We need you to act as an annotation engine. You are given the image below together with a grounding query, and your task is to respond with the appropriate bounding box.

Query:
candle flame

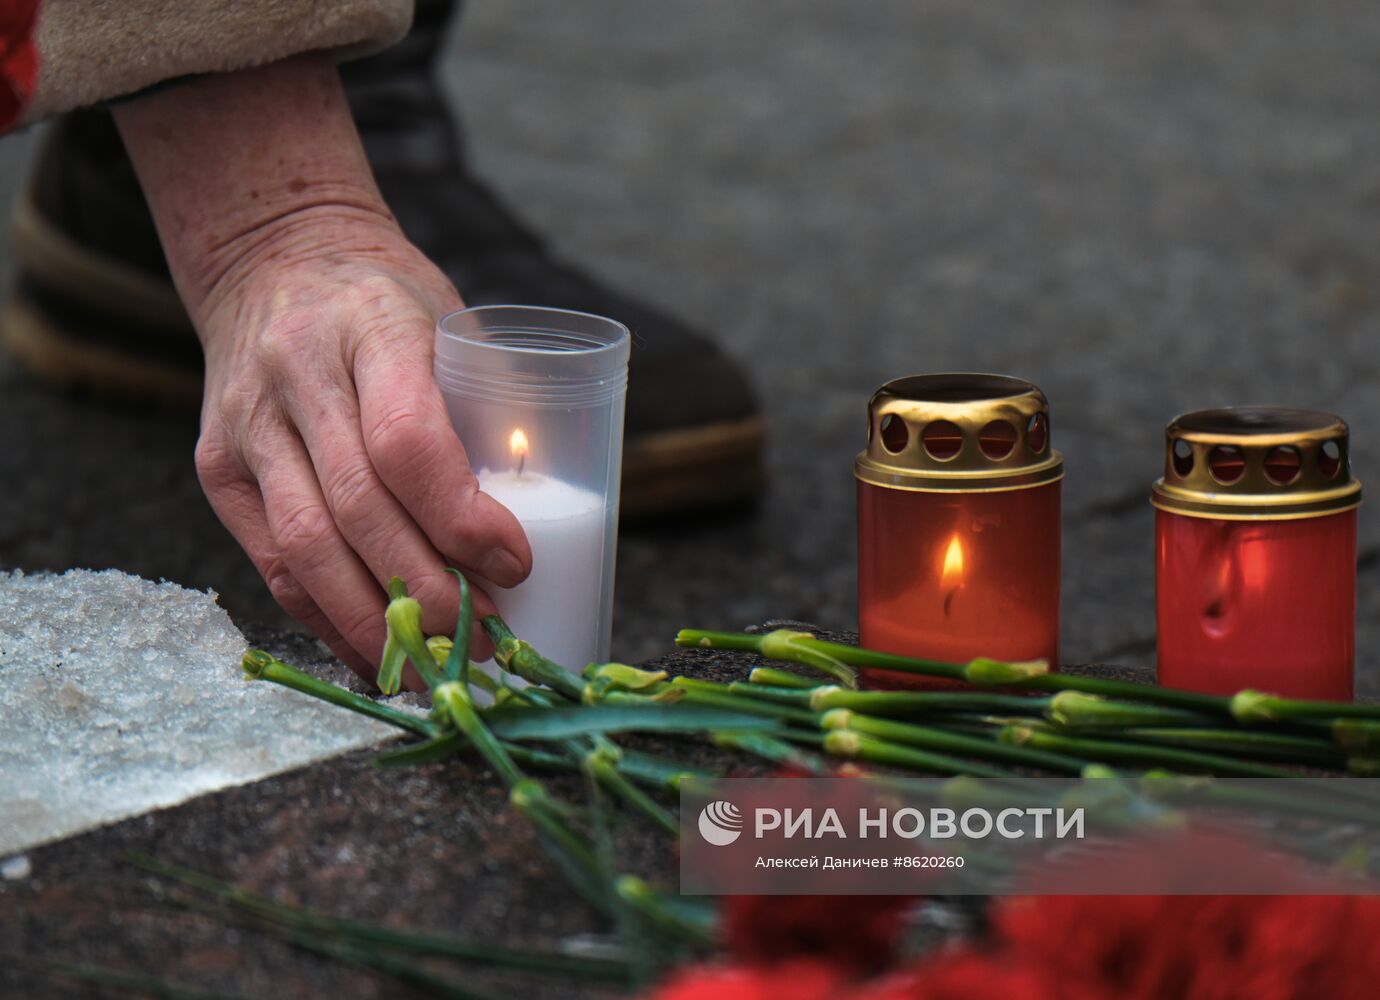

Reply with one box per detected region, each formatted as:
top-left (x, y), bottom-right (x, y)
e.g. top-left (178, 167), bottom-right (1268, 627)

top-left (510, 428), bottom-right (529, 476)
top-left (941, 534), bottom-right (965, 590)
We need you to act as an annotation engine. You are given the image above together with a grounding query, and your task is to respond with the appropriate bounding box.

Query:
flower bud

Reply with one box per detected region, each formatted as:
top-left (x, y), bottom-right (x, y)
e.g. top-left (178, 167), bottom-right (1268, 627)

top-left (385, 593), bottom-right (439, 687)
top-left (965, 657), bottom-right (1049, 685)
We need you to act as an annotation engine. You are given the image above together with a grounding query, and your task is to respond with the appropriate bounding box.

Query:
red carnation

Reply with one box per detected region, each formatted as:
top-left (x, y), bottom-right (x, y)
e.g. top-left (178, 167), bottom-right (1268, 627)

top-left (990, 894), bottom-right (1380, 1000)
top-left (650, 958), bottom-right (849, 1000)
top-left (855, 951), bottom-right (1106, 1000)
top-left (721, 893), bottom-right (913, 975)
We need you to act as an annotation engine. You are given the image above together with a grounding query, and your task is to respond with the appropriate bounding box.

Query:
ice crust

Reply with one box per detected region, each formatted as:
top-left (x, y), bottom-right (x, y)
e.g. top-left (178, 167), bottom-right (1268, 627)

top-left (0, 569), bottom-right (399, 855)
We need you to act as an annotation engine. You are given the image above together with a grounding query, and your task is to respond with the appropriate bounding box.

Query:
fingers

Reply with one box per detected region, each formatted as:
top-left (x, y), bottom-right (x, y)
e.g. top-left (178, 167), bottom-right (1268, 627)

top-left (281, 371), bottom-right (502, 653)
top-left (203, 419), bottom-right (498, 677)
top-left (281, 377), bottom-right (456, 633)
top-left (194, 435), bottom-right (374, 677)
top-left (195, 288), bottom-right (518, 676)
top-left (238, 427), bottom-right (391, 670)
top-left (353, 336), bottom-right (532, 587)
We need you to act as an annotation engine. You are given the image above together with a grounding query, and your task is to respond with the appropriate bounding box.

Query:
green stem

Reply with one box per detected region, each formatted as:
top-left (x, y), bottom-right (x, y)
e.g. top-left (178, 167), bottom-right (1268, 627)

top-left (809, 686), bottom-right (1051, 718)
top-left (938, 774), bottom-right (1065, 811)
top-left (444, 569), bottom-right (473, 685)
top-left (507, 743), bottom-right (707, 790)
top-left (581, 661), bottom-right (669, 688)
top-left (434, 682), bottom-right (525, 787)
top-left (725, 681), bottom-right (816, 706)
top-left (757, 629), bottom-right (859, 688)
top-left (606, 686), bottom-right (826, 784)
top-left (1115, 727), bottom-right (1346, 767)
top-left (586, 752), bottom-right (679, 836)
top-left (284, 930), bottom-right (498, 1000)
top-left (374, 577), bottom-right (412, 695)
top-left (372, 731), bottom-right (464, 768)
top-left (376, 631), bottom-right (407, 697)
top-left (384, 586), bottom-right (443, 689)
top-left (502, 743), bottom-right (592, 779)
top-left (169, 888), bottom-right (497, 999)
top-left (378, 729), bottom-right (709, 791)
top-left (1333, 718), bottom-right (1380, 753)
top-left (1046, 690), bottom-right (1222, 729)
top-left (822, 709), bottom-right (1086, 775)
top-left (711, 731), bottom-right (835, 775)
top-left (509, 685), bottom-right (691, 810)
top-left (579, 752), bottom-right (655, 984)
top-left (3, 954), bottom-right (243, 1000)
top-left (678, 629), bottom-right (1228, 713)
top-left (1232, 690), bottom-right (1380, 723)
top-left (509, 779), bottom-right (612, 913)
top-left (663, 678), bottom-right (819, 725)
top-left (1138, 772), bottom-right (1380, 828)
top-left (483, 615), bottom-right (584, 700)
top-left (822, 730), bottom-right (1010, 778)
top-left (1000, 725), bottom-right (1296, 777)
top-left (618, 751), bottom-right (718, 790)
top-left (128, 856), bottom-right (627, 982)
top-left (614, 876), bottom-right (717, 950)
top-left (748, 667), bottom-right (824, 689)
top-left (241, 650), bottom-right (436, 738)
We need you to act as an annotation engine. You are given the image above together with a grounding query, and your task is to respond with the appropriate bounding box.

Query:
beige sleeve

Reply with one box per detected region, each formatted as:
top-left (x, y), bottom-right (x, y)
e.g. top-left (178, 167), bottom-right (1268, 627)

top-left (23, 0), bottom-right (414, 124)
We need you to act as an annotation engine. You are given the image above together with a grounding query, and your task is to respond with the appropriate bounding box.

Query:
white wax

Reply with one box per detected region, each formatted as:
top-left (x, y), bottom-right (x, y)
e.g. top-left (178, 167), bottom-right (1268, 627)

top-left (476, 469), bottom-right (609, 674)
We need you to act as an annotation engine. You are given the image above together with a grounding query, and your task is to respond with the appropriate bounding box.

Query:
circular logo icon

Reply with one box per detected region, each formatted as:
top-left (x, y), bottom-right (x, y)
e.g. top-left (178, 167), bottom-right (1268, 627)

top-left (697, 800), bottom-right (743, 846)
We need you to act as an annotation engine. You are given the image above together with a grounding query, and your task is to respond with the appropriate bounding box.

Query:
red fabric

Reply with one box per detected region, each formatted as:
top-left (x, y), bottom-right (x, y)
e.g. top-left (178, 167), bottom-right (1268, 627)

top-left (0, 0), bottom-right (40, 131)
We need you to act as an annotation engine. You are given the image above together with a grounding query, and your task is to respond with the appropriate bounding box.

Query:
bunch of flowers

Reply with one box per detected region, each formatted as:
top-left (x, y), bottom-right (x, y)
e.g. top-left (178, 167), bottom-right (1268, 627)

top-left (235, 576), bottom-right (1380, 998)
top-left (29, 571), bottom-right (1380, 998)
top-left (652, 893), bottom-right (1380, 1000)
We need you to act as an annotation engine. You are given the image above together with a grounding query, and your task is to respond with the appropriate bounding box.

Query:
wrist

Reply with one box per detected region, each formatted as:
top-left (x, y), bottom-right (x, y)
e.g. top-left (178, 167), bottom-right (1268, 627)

top-left (177, 201), bottom-right (407, 335)
top-left (113, 53), bottom-right (394, 320)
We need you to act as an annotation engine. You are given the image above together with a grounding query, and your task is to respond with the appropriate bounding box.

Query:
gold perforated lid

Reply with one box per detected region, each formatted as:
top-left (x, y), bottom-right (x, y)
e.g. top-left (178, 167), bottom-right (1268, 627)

top-left (854, 373), bottom-right (1063, 492)
top-left (1151, 407), bottom-right (1361, 520)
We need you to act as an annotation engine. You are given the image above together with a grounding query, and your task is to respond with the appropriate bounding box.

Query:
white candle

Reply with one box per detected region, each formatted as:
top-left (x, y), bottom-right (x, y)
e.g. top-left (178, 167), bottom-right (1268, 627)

top-left (475, 468), bottom-right (610, 673)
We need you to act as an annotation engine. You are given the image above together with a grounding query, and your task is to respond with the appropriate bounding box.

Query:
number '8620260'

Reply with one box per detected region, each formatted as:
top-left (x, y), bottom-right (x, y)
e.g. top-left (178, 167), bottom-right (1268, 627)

top-left (898, 856), bottom-right (964, 868)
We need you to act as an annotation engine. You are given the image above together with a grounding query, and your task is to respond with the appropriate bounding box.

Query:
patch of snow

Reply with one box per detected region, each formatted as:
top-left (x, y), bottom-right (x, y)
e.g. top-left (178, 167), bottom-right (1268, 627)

top-left (0, 569), bottom-right (400, 855)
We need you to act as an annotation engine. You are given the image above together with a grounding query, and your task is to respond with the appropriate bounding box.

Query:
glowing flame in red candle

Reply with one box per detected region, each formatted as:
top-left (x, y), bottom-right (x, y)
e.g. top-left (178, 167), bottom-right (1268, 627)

top-left (941, 534), bottom-right (965, 615)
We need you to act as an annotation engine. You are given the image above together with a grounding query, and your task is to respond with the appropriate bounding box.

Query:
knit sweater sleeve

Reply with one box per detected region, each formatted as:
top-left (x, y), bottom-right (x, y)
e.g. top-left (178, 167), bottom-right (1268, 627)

top-left (3, 0), bottom-right (414, 130)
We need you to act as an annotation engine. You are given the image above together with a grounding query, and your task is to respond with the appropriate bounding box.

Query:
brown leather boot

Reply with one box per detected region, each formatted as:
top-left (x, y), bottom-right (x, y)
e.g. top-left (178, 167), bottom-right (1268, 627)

top-left (4, 1), bottom-right (764, 518)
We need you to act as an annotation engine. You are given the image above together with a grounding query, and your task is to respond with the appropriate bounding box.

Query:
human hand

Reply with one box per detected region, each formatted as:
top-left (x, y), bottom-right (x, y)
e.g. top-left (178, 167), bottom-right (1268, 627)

top-left (192, 210), bottom-right (531, 677)
top-left (114, 55), bottom-right (530, 683)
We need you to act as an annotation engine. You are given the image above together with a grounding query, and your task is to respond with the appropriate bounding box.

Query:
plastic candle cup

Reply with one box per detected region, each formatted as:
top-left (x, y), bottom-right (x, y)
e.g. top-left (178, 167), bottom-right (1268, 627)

top-left (855, 374), bottom-right (1063, 688)
top-left (1152, 408), bottom-right (1361, 700)
top-left (434, 306), bottom-right (630, 673)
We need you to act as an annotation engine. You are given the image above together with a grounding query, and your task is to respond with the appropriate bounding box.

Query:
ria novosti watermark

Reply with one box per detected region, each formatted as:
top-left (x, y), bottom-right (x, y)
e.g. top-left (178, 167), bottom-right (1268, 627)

top-left (679, 777), bottom-right (1380, 895)
top-left (700, 799), bottom-right (1084, 844)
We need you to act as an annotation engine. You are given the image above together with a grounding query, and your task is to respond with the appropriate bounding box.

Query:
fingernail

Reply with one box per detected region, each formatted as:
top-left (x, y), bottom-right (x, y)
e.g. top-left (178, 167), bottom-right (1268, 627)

top-left (480, 548), bottom-right (525, 587)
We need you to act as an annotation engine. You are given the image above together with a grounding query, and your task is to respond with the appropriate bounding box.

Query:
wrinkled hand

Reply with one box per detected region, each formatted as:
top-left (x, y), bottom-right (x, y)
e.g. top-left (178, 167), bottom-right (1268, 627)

top-left (193, 210), bottom-right (530, 677)
top-left (112, 54), bottom-right (529, 683)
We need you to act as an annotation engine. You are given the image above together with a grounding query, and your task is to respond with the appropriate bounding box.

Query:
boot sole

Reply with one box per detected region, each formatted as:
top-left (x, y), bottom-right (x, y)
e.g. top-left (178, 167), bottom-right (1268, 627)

top-left (620, 415), bottom-right (767, 519)
top-left (5, 196), bottom-right (767, 517)
top-left (2, 295), bottom-right (203, 407)
top-left (11, 194), bottom-right (191, 335)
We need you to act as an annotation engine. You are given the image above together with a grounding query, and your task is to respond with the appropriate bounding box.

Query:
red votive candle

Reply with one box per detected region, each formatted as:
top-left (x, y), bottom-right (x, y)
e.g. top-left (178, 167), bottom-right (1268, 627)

top-left (1152, 408), bottom-right (1361, 700)
top-left (856, 374), bottom-right (1062, 688)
